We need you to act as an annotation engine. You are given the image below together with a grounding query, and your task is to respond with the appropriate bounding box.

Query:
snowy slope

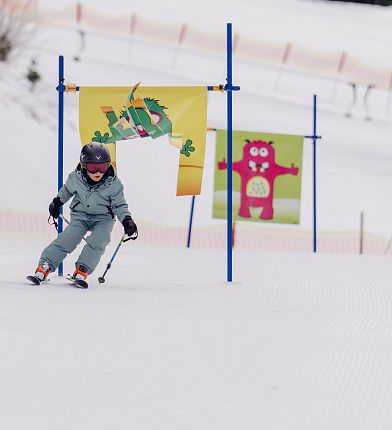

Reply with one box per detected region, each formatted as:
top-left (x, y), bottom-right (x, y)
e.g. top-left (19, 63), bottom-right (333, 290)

top-left (2, 241), bottom-right (392, 430)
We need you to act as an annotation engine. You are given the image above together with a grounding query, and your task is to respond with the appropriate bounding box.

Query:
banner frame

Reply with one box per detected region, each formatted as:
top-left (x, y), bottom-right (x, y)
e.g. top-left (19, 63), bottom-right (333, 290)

top-left (56, 24), bottom-right (240, 281)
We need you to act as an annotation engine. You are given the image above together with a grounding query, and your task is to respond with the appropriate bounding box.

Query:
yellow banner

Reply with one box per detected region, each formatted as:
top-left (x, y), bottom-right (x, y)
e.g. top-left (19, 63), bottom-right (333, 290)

top-left (79, 85), bottom-right (208, 196)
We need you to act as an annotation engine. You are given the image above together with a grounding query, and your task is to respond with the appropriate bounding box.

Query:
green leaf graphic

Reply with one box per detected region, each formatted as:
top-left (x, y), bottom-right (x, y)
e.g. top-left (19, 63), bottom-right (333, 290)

top-left (180, 139), bottom-right (195, 157)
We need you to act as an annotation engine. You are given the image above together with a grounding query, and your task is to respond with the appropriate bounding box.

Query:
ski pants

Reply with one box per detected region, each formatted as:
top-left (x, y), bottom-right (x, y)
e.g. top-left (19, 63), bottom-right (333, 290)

top-left (39, 215), bottom-right (115, 274)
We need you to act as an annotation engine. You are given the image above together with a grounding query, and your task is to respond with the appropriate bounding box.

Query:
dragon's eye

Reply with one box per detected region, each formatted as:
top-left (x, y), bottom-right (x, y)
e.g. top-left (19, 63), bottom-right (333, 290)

top-left (249, 147), bottom-right (258, 156)
top-left (259, 147), bottom-right (268, 157)
top-left (150, 112), bottom-right (162, 125)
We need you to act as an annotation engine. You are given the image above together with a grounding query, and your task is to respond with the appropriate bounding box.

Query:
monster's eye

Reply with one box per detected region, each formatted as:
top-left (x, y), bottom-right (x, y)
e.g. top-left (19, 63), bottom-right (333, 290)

top-left (259, 147), bottom-right (269, 157)
top-left (150, 112), bottom-right (162, 125)
top-left (249, 147), bottom-right (258, 156)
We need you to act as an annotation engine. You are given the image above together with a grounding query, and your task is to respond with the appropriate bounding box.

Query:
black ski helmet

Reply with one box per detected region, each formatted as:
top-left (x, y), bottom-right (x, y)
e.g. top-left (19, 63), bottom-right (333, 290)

top-left (80, 142), bottom-right (111, 168)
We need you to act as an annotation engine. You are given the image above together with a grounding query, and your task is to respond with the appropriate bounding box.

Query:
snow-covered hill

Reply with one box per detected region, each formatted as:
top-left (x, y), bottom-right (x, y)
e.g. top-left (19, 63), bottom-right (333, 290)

top-left (2, 0), bottom-right (392, 244)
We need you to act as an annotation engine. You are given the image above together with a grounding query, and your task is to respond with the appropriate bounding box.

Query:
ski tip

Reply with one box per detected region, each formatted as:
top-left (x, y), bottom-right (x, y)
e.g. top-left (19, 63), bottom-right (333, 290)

top-left (26, 275), bottom-right (41, 285)
top-left (66, 276), bottom-right (88, 289)
top-left (74, 279), bottom-right (88, 289)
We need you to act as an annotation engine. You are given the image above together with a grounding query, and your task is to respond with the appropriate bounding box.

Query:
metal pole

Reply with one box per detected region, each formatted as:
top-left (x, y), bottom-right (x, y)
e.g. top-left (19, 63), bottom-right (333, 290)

top-left (227, 23), bottom-right (233, 282)
top-left (312, 94), bottom-right (317, 253)
top-left (57, 55), bottom-right (65, 276)
top-left (98, 234), bottom-right (128, 284)
top-left (186, 196), bottom-right (196, 248)
top-left (274, 42), bottom-right (291, 93)
top-left (384, 233), bottom-right (392, 255)
top-left (171, 23), bottom-right (187, 69)
top-left (330, 51), bottom-right (346, 102)
top-left (128, 14), bottom-right (137, 60)
top-left (359, 212), bottom-right (364, 254)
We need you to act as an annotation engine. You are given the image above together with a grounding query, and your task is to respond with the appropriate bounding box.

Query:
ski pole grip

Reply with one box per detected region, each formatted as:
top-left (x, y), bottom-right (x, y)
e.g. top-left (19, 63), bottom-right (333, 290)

top-left (123, 231), bottom-right (138, 242)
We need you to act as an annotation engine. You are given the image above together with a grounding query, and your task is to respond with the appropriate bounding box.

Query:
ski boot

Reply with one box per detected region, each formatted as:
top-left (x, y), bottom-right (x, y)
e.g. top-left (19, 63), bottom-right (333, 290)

top-left (69, 265), bottom-right (89, 289)
top-left (27, 262), bottom-right (51, 285)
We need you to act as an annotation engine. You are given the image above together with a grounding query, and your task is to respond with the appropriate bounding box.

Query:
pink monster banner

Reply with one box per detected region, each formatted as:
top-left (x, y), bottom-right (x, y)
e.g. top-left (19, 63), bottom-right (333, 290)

top-left (213, 129), bottom-right (304, 224)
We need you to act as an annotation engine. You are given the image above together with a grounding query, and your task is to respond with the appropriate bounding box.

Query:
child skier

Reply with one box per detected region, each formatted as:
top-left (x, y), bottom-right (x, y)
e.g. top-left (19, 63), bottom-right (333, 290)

top-left (29, 142), bottom-right (138, 287)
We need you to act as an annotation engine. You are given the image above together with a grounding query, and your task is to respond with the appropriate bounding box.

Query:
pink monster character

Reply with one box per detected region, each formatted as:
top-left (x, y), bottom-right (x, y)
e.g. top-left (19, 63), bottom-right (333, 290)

top-left (218, 139), bottom-right (299, 219)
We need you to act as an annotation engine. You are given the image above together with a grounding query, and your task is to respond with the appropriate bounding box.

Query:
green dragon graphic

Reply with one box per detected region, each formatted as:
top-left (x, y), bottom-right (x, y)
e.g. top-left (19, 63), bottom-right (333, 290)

top-left (91, 84), bottom-right (195, 156)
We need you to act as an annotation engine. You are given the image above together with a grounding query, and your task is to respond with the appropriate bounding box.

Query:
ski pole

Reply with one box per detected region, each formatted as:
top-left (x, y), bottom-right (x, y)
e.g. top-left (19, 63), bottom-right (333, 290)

top-left (384, 233), bottom-right (392, 255)
top-left (98, 234), bottom-right (128, 284)
top-left (59, 213), bottom-right (88, 243)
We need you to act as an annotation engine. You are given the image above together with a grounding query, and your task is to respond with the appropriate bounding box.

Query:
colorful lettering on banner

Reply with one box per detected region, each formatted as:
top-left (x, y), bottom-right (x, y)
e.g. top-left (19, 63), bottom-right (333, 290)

top-left (79, 85), bottom-right (208, 196)
top-left (213, 130), bottom-right (304, 224)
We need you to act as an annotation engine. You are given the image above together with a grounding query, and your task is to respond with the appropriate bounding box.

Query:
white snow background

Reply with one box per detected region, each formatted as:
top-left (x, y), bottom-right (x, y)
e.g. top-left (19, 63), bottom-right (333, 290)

top-left (1, 0), bottom-right (392, 429)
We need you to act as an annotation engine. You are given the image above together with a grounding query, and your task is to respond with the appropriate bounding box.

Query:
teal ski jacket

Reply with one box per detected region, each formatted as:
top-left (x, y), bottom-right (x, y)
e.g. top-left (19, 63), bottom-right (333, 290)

top-left (57, 164), bottom-right (132, 222)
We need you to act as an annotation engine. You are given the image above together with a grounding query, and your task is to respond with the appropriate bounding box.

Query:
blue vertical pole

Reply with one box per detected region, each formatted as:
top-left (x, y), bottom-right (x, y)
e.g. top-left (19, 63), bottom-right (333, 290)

top-left (186, 196), bottom-right (196, 248)
top-left (227, 23), bottom-right (233, 282)
top-left (312, 94), bottom-right (317, 253)
top-left (57, 55), bottom-right (65, 276)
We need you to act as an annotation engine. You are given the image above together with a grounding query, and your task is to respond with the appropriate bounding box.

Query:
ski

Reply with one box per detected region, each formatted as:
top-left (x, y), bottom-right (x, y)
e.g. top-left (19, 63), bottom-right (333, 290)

top-left (26, 275), bottom-right (43, 285)
top-left (26, 275), bottom-right (87, 289)
top-left (65, 276), bottom-right (88, 289)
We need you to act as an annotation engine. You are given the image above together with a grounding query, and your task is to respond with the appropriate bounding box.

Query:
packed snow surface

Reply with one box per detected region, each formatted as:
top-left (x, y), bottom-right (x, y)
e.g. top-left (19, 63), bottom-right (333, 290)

top-left (1, 241), bottom-right (392, 429)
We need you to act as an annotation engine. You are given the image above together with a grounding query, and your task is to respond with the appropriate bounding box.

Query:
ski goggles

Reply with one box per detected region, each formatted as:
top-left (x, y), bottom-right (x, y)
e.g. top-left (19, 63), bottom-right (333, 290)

top-left (85, 162), bottom-right (110, 174)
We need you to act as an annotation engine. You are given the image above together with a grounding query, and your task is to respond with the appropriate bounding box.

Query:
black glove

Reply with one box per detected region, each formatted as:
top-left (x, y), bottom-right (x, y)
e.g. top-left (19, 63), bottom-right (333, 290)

top-left (49, 197), bottom-right (63, 219)
top-left (122, 216), bottom-right (138, 238)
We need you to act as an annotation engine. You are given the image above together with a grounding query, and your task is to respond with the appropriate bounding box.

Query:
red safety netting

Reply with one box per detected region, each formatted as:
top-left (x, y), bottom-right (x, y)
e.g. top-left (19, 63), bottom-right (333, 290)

top-left (80, 5), bottom-right (131, 36)
top-left (235, 35), bottom-right (287, 65)
top-left (286, 45), bottom-right (342, 76)
top-left (132, 15), bottom-right (181, 44)
top-left (38, 5), bottom-right (77, 26)
top-left (340, 55), bottom-right (392, 89)
top-left (15, 2), bottom-right (392, 91)
top-left (181, 25), bottom-right (226, 53)
top-left (1, 209), bottom-right (389, 255)
top-left (1, 0), bottom-right (37, 16)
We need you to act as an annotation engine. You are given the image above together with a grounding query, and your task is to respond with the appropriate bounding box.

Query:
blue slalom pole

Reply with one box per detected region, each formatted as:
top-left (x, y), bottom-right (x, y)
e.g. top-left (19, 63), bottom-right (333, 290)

top-left (305, 95), bottom-right (321, 254)
top-left (312, 94), bottom-right (317, 253)
top-left (227, 23), bottom-right (233, 282)
top-left (186, 196), bottom-right (196, 248)
top-left (57, 55), bottom-right (65, 276)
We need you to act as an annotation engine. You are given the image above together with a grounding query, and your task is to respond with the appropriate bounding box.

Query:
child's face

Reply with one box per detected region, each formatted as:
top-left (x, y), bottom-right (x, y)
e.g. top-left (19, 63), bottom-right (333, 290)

top-left (87, 171), bottom-right (104, 182)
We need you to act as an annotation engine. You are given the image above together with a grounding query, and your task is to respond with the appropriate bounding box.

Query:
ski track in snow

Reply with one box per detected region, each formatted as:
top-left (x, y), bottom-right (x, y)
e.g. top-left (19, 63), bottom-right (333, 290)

top-left (1, 240), bottom-right (392, 429)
